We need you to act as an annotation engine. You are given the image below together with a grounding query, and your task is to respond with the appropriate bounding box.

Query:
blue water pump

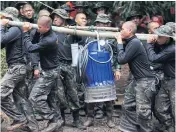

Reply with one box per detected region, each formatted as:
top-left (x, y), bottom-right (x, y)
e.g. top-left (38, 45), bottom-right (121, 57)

top-left (78, 38), bottom-right (117, 103)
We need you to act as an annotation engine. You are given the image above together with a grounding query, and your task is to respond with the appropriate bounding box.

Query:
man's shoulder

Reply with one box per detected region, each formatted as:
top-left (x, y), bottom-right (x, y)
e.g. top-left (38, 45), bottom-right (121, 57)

top-left (130, 37), bottom-right (142, 45)
top-left (8, 26), bottom-right (22, 36)
top-left (55, 32), bottom-right (67, 38)
top-left (46, 31), bottom-right (57, 38)
top-left (44, 31), bottom-right (58, 44)
top-left (9, 26), bottom-right (21, 31)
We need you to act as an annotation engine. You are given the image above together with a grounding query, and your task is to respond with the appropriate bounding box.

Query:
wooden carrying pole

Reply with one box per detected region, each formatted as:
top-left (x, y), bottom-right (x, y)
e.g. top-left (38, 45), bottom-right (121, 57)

top-left (8, 20), bottom-right (175, 40)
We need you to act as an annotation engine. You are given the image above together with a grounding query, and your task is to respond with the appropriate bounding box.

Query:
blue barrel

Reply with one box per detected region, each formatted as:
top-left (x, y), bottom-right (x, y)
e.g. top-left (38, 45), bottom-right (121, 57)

top-left (85, 40), bottom-right (116, 103)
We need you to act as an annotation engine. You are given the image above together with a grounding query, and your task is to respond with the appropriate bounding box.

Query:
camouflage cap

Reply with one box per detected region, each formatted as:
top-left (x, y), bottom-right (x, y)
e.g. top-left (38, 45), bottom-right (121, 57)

top-left (61, 4), bottom-right (75, 12)
top-left (93, 2), bottom-right (108, 14)
top-left (95, 14), bottom-right (111, 23)
top-left (165, 22), bottom-right (176, 33)
top-left (126, 10), bottom-right (143, 21)
top-left (1, 7), bottom-right (19, 21)
top-left (154, 25), bottom-right (175, 38)
top-left (50, 9), bottom-right (70, 20)
top-left (74, 1), bottom-right (88, 8)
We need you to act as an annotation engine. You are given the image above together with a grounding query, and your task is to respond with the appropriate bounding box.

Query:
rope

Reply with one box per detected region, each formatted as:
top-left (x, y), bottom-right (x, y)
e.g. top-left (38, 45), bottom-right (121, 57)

top-left (95, 30), bottom-right (100, 51)
top-left (88, 25), bottom-right (94, 32)
top-left (73, 26), bottom-right (77, 35)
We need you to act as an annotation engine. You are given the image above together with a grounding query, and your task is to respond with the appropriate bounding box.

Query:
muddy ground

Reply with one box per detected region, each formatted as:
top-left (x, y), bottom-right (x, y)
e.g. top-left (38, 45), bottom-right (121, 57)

top-left (1, 107), bottom-right (122, 132)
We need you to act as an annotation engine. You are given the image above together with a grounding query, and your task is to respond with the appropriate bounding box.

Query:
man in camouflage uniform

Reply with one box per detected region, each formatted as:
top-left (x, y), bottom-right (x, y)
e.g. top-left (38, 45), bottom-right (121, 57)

top-left (145, 25), bottom-right (175, 132)
top-left (22, 16), bottom-right (64, 132)
top-left (61, 3), bottom-right (75, 13)
top-left (94, 14), bottom-right (121, 120)
top-left (74, 1), bottom-right (89, 14)
top-left (146, 21), bottom-right (161, 106)
top-left (115, 21), bottom-right (156, 132)
top-left (74, 1), bottom-right (95, 26)
top-left (71, 12), bottom-right (88, 116)
top-left (111, 6), bottom-right (124, 28)
top-left (84, 14), bottom-right (121, 128)
top-left (60, 3), bottom-right (75, 25)
top-left (0, 7), bottom-right (38, 132)
top-left (92, 2), bottom-right (109, 15)
top-left (18, 3), bottom-right (39, 93)
top-left (19, 3), bottom-right (35, 23)
top-left (126, 10), bottom-right (148, 34)
top-left (50, 9), bottom-right (85, 129)
top-left (145, 21), bottom-right (166, 132)
top-left (166, 22), bottom-right (175, 34)
top-left (15, 1), bottom-right (28, 16)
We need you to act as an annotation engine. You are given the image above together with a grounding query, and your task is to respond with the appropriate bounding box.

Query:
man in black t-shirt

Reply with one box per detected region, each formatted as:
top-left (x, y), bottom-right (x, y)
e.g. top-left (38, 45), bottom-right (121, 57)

top-left (115, 21), bottom-right (155, 132)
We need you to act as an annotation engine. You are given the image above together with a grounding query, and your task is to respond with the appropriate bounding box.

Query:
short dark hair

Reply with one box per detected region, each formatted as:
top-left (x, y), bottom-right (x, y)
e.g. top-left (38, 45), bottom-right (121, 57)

top-left (123, 21), bottom-right (137, 34)
top-left (22, 3), bottom-right (33, 10)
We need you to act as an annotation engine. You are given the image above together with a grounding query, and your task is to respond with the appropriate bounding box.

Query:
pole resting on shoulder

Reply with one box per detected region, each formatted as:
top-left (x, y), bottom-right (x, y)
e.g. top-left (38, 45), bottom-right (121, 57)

top-left (7, 20), bottom-right (176, 41)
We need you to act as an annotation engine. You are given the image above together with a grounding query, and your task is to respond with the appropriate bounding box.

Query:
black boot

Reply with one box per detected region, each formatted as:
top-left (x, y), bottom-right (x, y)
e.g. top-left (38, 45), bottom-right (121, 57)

top-left (61, 109), bottom-right (65, 125)
top-left (72, 110), bottom-right (86, 130)
top-left (106, 101), bottom-right (115, 128)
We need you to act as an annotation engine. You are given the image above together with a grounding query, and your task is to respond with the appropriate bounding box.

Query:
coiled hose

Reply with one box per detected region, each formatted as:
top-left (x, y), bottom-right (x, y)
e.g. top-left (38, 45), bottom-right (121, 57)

top-left (76, 40), bottom-right (114, 83)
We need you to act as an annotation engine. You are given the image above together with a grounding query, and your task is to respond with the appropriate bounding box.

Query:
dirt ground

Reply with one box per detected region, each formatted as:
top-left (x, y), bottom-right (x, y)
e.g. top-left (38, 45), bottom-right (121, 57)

top-left (1, 64), bottom-right (129, 132)
top-left (1, 107), bottom-right (122, 132)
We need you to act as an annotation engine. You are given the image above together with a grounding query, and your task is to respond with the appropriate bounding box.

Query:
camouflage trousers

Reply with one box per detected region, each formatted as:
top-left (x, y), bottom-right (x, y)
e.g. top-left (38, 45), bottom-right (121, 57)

top-left (0, 64), bottom-right (39, 131)
top-left (29, 67), bottom-right (62, 121)
top-left (76, 83), bottom-right (85, 110)
top-left (1, 64), bottom-right (27, 122)
top-left (119, 78), bottom-right (156, 132)
top-left (58, 63), bottom-right (80, 111)
top-left (17, 63), bottom-right (39, 131)
top-left (86, 101), bottom-right (113, 119)
top-left (155, 78), bottom-right (175, 130)
top-left (25, 63), bottom-right (39, 96)
top-left (94, 102), bottom-right (104, 116)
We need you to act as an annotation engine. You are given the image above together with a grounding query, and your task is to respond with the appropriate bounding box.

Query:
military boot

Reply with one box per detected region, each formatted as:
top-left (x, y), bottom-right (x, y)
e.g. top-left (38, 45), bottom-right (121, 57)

top-left (84, 117), bottom-right (94, 127)
top-left (79, 109), bottom-right (86, 116)
top-left (106, 101), bottom-right (115, 128)
top-left (41, 119), bottom-right (63, 132)
top-left (107, 118), bottom-right (115, 128)
top-left (61, 109), bottom-right (65, 125)
top-left (164, 126), bottom-right (175, 132)
top-left (95, 111), bottom-right (104, 119)
top-left (7, 119), bottom-right (27, 131)
top-left (72, 110), bottom-right (86, 130)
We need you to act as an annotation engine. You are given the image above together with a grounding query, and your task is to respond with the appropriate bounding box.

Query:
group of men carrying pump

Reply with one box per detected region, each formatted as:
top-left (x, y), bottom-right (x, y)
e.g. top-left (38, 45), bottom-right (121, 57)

top-left (0, 2), bottom-right (175, 132)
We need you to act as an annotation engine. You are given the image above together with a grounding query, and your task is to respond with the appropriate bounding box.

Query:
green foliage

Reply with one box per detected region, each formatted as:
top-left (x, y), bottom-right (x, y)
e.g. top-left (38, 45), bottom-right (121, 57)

top-left (113, 1), bottom-right (175, 22)
top-left (1, 1), bottom-right (175, 22)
